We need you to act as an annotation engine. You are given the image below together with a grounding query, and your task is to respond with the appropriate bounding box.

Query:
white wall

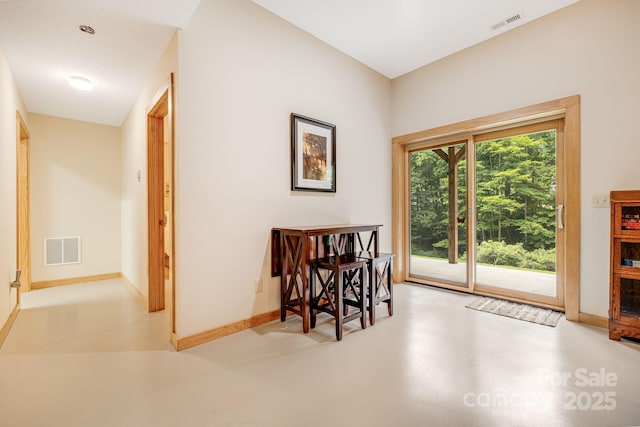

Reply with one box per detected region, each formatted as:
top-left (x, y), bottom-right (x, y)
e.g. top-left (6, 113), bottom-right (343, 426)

top-left (29, 114), bottom-right (121, 282)
top-left (0, 49), bottom-right (28, 327)
top-left (176, 0), bottom-right (391, 336)
top-left (120, 31), bottom-right (178, 298)
top-left (391, 0), bottom-right (640, 317)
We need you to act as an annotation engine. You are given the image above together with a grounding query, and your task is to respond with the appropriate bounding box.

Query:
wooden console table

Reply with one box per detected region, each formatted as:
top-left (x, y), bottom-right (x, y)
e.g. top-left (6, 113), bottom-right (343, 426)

top-left (271, 224), bottom-right (381, 333)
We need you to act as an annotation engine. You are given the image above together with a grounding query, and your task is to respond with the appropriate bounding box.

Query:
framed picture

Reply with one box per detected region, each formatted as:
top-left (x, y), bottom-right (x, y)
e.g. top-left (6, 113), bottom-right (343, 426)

top-left (290, 113), bottom-right (336, 192)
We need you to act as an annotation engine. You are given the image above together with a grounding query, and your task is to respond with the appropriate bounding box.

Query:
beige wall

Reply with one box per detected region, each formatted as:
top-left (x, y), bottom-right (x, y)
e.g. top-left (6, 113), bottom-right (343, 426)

top-left (29, 114), bottom-right (121, 282)
top-left (8, 0), bottom-right (621, 341)
top-left (0, 49), bottom-right (28, 329)
top-left (391, 0), bottom-right (640, 317)
top-left (175, 0), bottom-right (391, 336)
top-left (120, 31), bottom-right (178, 298)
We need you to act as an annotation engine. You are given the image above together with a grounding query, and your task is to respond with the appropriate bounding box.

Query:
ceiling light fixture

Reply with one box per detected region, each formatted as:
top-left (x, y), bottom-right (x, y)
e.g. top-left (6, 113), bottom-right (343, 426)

top-left (69, 76), bottom-right (93, 91)
top-left (79, 24), bottom-right (95, 35)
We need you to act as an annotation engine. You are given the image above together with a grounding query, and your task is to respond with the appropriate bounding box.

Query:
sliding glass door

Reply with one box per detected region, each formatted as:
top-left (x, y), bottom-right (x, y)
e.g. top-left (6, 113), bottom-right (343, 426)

top-left (407, 120), bottom-right (565, 308)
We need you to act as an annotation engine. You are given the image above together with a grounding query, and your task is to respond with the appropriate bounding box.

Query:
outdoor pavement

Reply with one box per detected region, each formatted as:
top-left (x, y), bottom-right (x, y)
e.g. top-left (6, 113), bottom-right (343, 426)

top-left (410, 256), bottom-right (556, 297)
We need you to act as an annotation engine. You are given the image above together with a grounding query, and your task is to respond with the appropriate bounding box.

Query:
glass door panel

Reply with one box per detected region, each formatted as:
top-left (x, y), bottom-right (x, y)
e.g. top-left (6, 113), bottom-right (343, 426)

top-left (474, 129), bottom-right (558, 299)
top-left (409, 143), bottom-right (468, 288)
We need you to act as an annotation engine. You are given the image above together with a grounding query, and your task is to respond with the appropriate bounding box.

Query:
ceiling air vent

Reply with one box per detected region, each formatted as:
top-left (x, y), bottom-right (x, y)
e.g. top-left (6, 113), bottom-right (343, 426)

top-left (505, 14), bottom-right (521, 24)
top-left (490, 12), bottom-right (523, 31)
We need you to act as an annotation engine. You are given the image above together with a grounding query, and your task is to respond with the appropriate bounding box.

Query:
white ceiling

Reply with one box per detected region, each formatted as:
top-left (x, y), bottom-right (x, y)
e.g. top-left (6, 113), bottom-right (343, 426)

top-left (0, 0), bottom-right (200, 126)
top-left (0, 0), bottom-right (580, 127)
top-left (252, 0), bottom-right (580, 79)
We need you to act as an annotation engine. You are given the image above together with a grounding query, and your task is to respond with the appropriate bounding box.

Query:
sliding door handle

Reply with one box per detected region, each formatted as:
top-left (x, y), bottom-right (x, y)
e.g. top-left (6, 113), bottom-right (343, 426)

top-left (557, 204), bottom-right (564, 229)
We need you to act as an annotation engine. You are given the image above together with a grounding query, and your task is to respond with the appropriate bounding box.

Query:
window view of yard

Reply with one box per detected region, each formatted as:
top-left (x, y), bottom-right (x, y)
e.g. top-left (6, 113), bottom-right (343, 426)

top-left (409, 130), bottom-right (557, 297)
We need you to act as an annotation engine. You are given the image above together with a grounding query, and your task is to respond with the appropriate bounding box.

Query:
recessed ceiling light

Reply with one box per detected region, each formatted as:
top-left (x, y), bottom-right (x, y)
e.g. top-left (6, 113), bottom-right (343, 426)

top-left (69, 76), bottom-right (93, 91)
top-left (79, 24), bottom-right (95, 35)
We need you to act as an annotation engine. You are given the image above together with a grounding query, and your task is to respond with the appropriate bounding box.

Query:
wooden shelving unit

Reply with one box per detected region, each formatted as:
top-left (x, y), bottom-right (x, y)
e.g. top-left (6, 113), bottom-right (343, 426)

top-left (609, 190), bottom-right (640, 340)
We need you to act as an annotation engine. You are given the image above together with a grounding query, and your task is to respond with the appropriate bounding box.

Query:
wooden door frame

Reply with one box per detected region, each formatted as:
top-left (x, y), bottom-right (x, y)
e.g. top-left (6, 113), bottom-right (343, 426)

top-left (392, 95), bottom-right (580, 320)
top-left (147, 74), bottom-right (176, 338)
top-left (16, 111), bottom-right (31, 299)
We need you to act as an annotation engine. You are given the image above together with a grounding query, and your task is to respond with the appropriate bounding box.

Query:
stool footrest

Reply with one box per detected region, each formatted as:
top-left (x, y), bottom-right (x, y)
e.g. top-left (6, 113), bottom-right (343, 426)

top-left (312, 254), bottom-right (367, 269)
top-left (354, 251), bottom-right (395, 260)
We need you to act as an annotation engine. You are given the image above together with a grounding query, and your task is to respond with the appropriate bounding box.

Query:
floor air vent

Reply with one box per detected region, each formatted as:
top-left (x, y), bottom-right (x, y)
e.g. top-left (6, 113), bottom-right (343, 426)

top-left (44, 237), bottom-right (81, 266)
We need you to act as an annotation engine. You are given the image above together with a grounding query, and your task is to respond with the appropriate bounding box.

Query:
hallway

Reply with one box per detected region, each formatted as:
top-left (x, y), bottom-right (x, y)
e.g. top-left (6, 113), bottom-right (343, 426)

top-left (1, 279), bottom-right (640, 426)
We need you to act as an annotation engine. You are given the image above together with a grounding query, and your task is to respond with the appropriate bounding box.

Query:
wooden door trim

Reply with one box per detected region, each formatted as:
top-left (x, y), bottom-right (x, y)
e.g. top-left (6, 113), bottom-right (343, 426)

top-left (16, 111), bottom-right (31, 298)
top-left (147, 73), bottom-right (176, 337)
top-left (147, 96), bottom-right (166, 313)
top-left (392, 95), bottom-right (576, 146)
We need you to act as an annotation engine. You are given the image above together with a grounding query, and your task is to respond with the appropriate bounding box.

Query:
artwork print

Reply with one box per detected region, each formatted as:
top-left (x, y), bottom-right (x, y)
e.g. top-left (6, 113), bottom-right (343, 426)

top-left (290, 114), bottom-right (336, 192)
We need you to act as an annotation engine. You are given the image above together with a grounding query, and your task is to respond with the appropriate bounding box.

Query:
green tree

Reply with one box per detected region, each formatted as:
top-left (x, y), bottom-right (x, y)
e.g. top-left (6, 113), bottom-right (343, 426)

top-left (410, 130), bottom-right (556, 270)
top-left (410, 150), bottom-right (448, 257)
top-left (410, 146), bottom-right (466, 258)
top-left (476, 132), bottom-right (556, 250)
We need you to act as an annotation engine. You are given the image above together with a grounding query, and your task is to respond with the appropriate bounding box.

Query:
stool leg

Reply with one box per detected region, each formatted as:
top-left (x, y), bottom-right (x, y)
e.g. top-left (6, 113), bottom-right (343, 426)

top-left (310, 268), bottom-right (317, 329)
top-left (368, 261), bottom-right (376, 326)
top-left (359, 266), bottom-right (366, 330)
top-left (343, 269), bottom-right (349, 316)
top-left (335, 271), bottom-right (343, 341)
top-left (387, 260), bottom-right (393, 316)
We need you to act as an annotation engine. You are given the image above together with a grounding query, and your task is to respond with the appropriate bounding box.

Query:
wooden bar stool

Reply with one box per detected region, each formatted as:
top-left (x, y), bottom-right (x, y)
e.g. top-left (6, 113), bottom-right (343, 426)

top-left (310, 254), bottom-right (367, 341)
top-left (356, 251), bottom-right (394, 325)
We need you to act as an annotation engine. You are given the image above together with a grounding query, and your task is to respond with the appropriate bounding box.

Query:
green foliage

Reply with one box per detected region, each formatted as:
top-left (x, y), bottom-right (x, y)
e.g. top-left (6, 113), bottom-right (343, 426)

top-left (475, 132), bottom-right (556, 249)
top-left (476, 241), bottom-right (555, 271)
top-left (521, 247), bottom-right (556, 271)
top-left (410, 149), bottom-right (453, 254)
top-left (410, 130), bottom-right (557, 272)
top-left (477, 240), bottom-right (527, 266)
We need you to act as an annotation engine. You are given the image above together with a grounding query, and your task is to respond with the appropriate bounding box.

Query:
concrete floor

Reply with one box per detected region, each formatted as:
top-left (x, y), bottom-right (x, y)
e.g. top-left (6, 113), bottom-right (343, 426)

top-left (411, 256), bottom-right (557, 297)
top-left (1, 279), bottom-right (640, 426)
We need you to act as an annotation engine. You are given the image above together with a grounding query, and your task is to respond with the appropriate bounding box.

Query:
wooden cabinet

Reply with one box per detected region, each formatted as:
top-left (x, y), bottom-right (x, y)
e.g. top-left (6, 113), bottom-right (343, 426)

top-left (609, 190), bottom-right (640, 340)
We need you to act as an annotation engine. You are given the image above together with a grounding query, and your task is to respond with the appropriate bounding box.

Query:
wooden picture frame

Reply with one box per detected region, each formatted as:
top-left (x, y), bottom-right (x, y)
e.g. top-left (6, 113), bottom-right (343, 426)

top-left (290, 113), bottom-right (336, 192)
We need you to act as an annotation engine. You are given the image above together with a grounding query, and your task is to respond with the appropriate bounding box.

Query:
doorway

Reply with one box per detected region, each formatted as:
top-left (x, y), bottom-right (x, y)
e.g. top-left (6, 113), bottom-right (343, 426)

top-left (393, 96), bottom-right (580, 317)
top-left (147, 75), bottom-right (175, 337)
top-left (408, 121), bottom-right (564, 308)
top-left (16, 111), bottom-right (31, 297)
